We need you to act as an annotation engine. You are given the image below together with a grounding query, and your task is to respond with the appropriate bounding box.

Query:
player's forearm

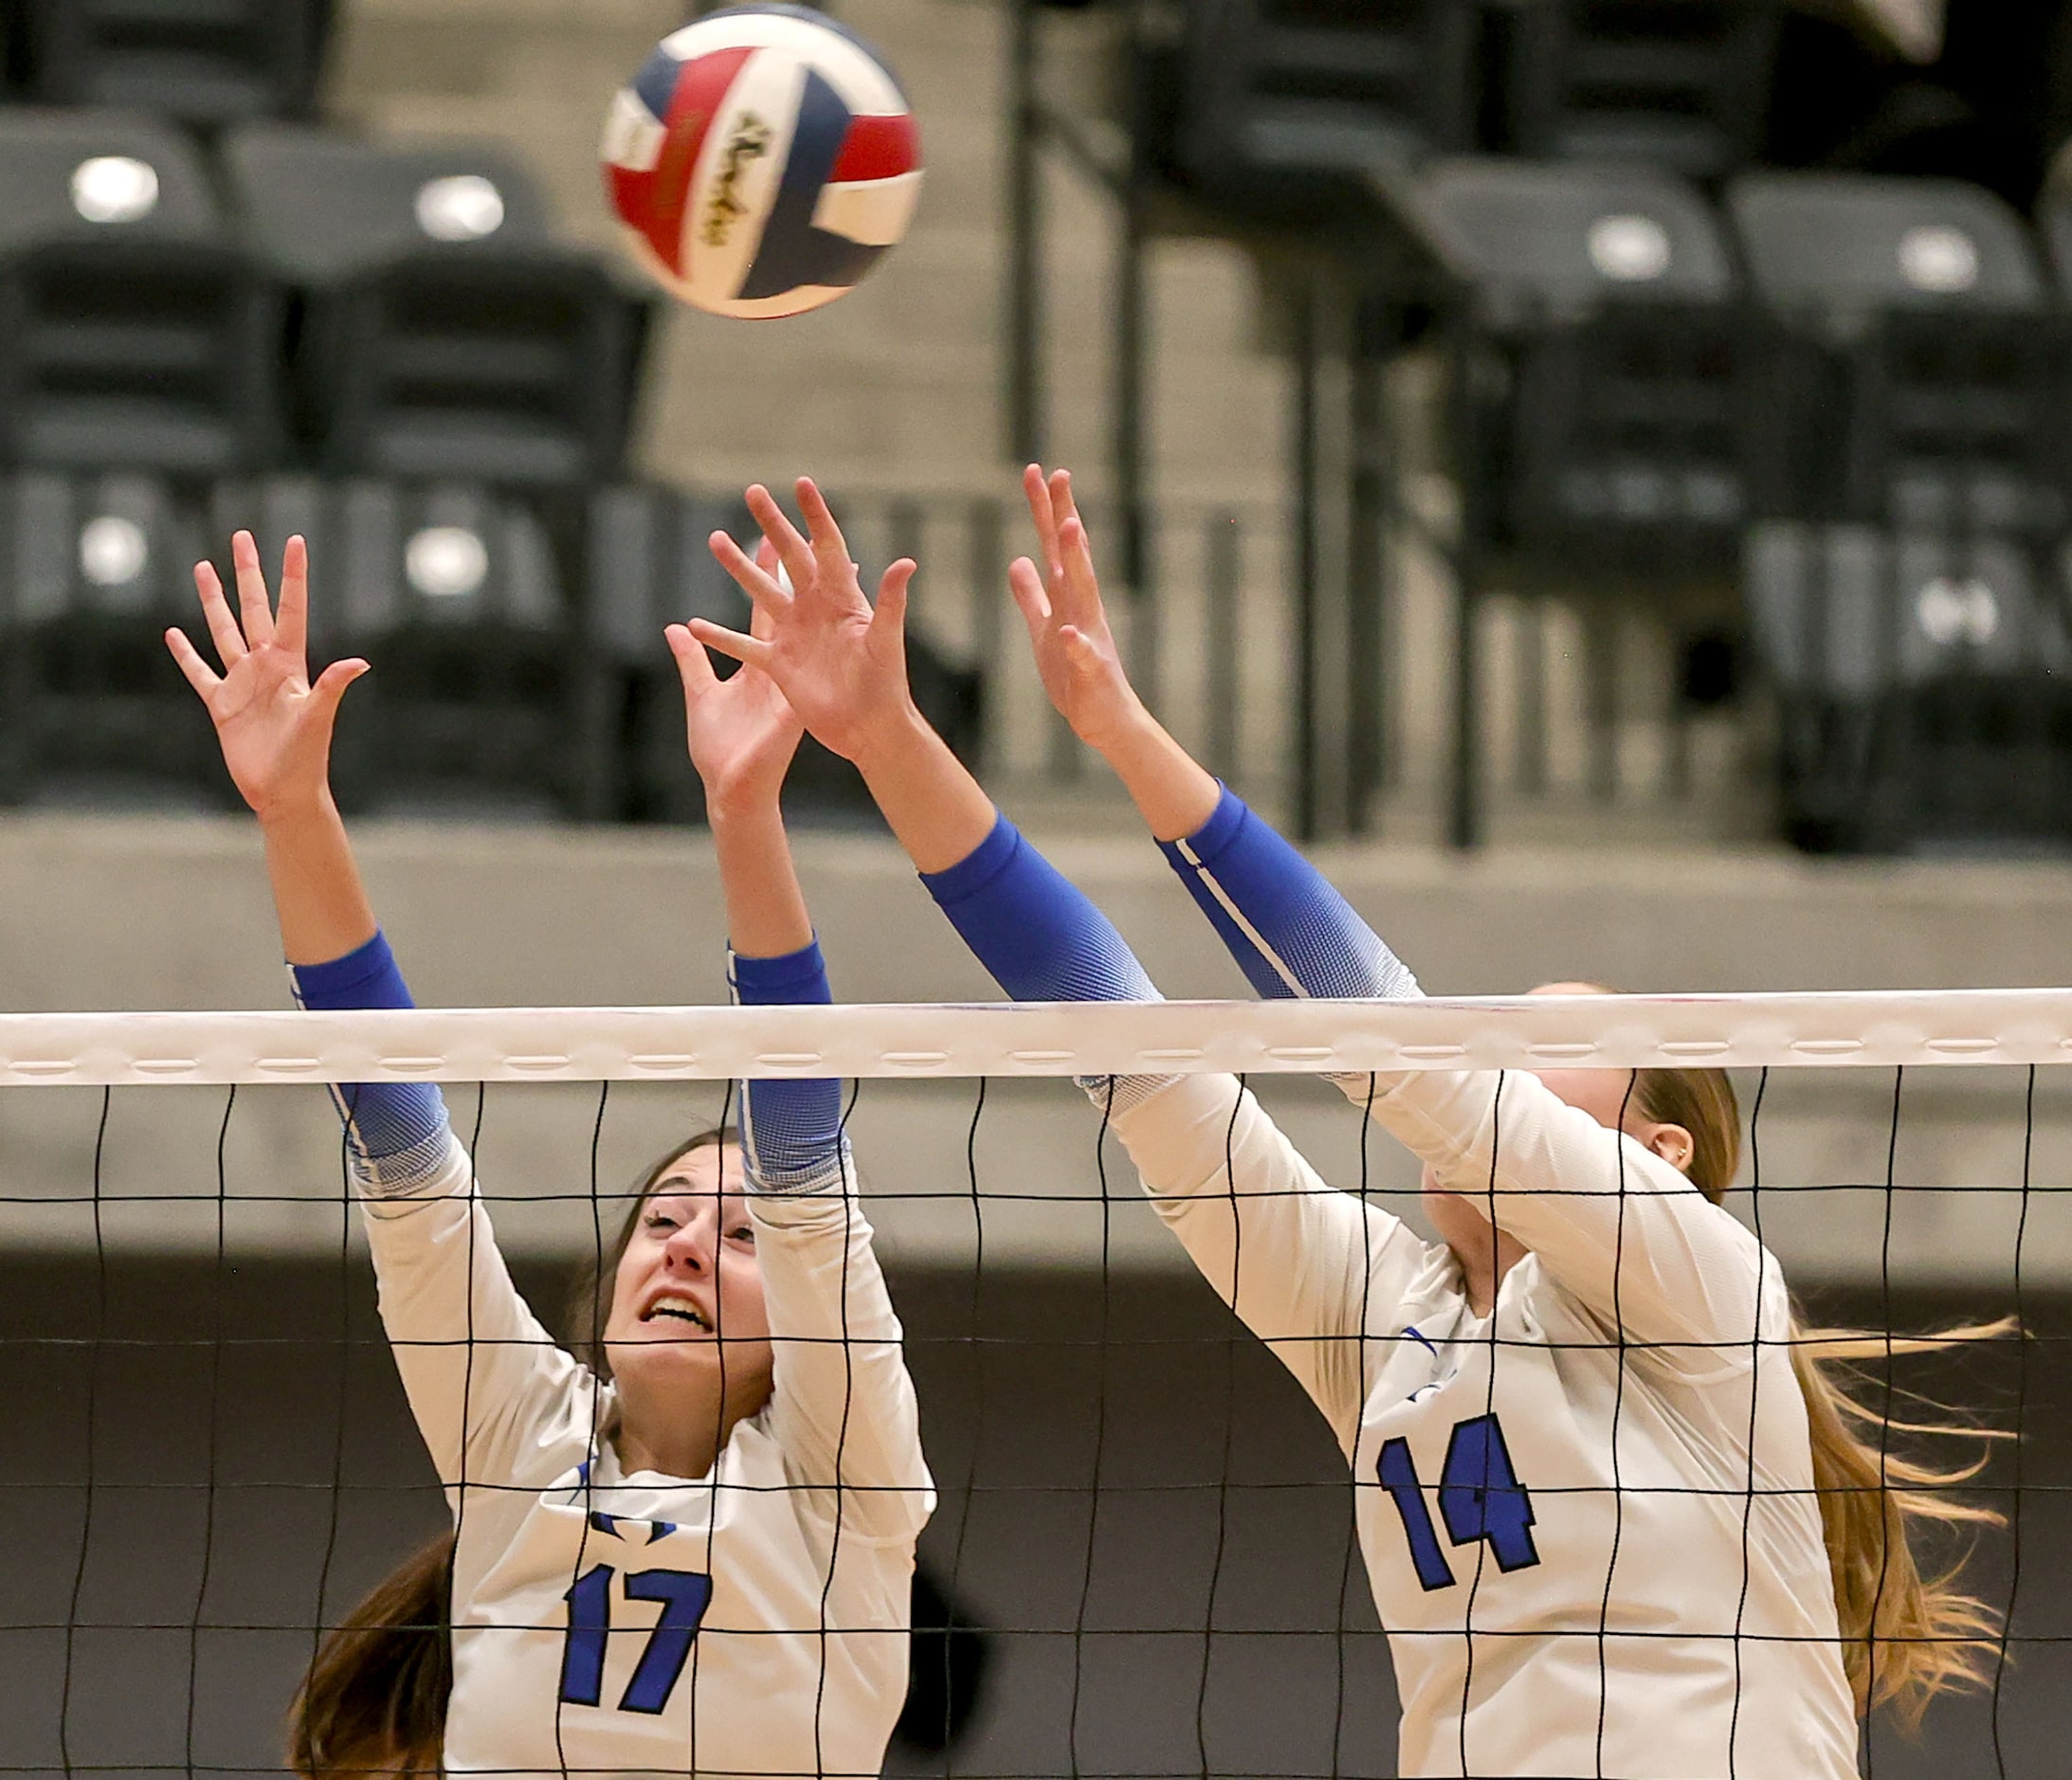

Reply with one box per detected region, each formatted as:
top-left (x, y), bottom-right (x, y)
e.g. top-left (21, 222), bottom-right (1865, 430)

top-left (1373, 1067), bottom-right (1765, 1348)
top-left (752, 1188), bottom-right (934, 1538)
top-left (1160, 785), bottom-right (1421, 1005)
top-left (730, 940), bottom-right (845, 1194)
top-left (258, 794), bottom-right (379, 967)
top-left (848, 703), bottom-right (997, 874)
top-left (920, 810), bottom-right (1159, 1005)
top-left (1094, 703), bottom-right (1220, 843)
top-left (264, 802), bottom-right (454, 1191)
top-left (708, 797), bottom-right (812, 960)
top-left (290, 929), bottom-right (454, 1190)
top-left (1109, 1071), bottom-right (1405, 1444)
top-left (360, 1142), bottom-right (581, 1488)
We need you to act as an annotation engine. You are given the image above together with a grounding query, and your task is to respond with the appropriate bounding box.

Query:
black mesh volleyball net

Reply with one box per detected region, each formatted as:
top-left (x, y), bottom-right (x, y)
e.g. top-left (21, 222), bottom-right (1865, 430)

top-left (0, 992), bottom-right (2064, 1780)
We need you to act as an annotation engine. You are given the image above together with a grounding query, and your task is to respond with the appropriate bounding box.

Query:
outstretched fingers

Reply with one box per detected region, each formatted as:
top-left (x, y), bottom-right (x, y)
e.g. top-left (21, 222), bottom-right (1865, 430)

top-left (1023, 463), bottom-right (1062, 577)
top-left (163, 627), bottom-right (221, 699)
top-left (1008, 554), bottom-right (1052, 640)
top-left (228, 530), bottom-right (276, 651)
top-left (873, 558), bottom-right (916, 645)
top-left (793, 478), bottom-right (860, 601)
top-left (1047, 466), bottom-right (1084, 536)
top-left (273, 535), bottom-right (311, 663)
top-left (709, 527), bottom-right (790, 612)
top-left (744, 483), bottom-right (818, 605)
top-left (308, 657), bottom-right (370, 724)
top-left (665, 621), bottom-right (721, 701)
top-left (1021, 464), bottom-right (1101, 628)
top-left (191, 560), bottom-right (247, 668)
top-left (685, 617), bottom-right (773, 673)
top-left (1055, 514), bottom-right (1104, 628)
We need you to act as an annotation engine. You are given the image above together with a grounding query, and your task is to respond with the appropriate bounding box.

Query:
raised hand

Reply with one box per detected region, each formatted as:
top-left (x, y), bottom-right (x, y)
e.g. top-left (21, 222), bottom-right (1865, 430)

top-left (666, 540), bottom-right (805, 820)
top-left (1011, 465), bottom-right (1216, 841)
top-left (1009, 464), bottom-right (1143, 753)
top-left (164, 532), bottom-right (368, 824)
top-left (689, 479), bottom-right (917, 769)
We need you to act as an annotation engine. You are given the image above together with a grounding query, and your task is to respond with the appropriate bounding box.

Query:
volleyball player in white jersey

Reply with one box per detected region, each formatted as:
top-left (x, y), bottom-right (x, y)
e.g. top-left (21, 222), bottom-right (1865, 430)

top-left (165, 532), bottom-right (934, 1780)
top-left (687, 475), bottom-right (2002, 1779)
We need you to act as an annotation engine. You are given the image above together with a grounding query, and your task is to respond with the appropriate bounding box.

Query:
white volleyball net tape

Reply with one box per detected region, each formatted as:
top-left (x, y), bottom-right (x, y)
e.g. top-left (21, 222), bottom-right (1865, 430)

top-left (0, 992), bottom-right (2065, 1780)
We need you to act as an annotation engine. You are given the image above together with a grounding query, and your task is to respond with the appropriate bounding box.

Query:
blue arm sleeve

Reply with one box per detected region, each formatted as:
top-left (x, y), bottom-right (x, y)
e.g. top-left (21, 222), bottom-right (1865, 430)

top-left (1159, 786), bottom-right (1420, 1001)
top-left (920, 813), bottom-right (1160, 1004)
top-left (729, 941), bottom-right (848, 1194)
top-left (289, 931), bottom-right (454, 1191)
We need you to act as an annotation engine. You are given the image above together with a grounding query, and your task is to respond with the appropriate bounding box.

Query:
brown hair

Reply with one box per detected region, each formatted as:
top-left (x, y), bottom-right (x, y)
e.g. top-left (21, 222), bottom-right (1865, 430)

top-left (288, 1534), bottom-right (450, 1780)
top-left (287, 1128), bottom-right (738, 1778)
top-left (1627, 1063), bottom-right (2010, 1728)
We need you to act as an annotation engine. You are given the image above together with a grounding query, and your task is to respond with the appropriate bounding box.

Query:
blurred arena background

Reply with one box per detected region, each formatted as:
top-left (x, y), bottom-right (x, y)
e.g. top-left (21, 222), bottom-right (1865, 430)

top-left (2, 1), bottom-right (2071, 1776)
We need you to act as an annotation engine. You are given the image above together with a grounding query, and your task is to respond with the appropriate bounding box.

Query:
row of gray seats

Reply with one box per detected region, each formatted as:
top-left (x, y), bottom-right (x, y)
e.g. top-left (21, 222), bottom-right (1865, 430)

top-left (1386, 154), bottom-right (2072, 852)
top-left (0, 475), bottom-right (985, 824)
top-left (0, 108), bottom-right (645, 485)
top-left (1377, 155), bottom-right (2072, 541)
top-left (1, 0), bottom-right (333, 126)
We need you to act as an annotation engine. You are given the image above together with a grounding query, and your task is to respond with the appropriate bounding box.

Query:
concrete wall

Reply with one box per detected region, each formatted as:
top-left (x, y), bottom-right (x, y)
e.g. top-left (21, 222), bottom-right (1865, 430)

top-left (8, 809), bottom-right (2069, 1015)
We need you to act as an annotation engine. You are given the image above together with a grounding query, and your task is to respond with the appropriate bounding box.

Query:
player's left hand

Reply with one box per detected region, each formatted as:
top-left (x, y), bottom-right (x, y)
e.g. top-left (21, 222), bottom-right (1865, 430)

top-left (691, 479), bottom-right (918, 768)
top-left (1009, 464), bottom-right (1145, 755)
top-left (667, 539), bottom-right (804, 821)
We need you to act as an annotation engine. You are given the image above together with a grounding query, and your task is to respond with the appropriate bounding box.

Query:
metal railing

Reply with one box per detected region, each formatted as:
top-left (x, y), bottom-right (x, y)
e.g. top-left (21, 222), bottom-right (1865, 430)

top-left (818, 485), bottom-right (1290, 808)
top-left (824, 474), bottom-right (1752, 845)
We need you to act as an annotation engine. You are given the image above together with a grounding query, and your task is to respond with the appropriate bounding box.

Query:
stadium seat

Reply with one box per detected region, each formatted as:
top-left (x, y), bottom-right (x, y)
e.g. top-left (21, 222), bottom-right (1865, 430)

top-left (1376, 155), bottom-right (1758, 832)
top-left (1177, 0), bottom-right (1478, 213)
top-left (1728, 173), bottom-right (2065, 533)
top-left (222, 126), bottom-right (645, 486)
top-left (0, 471), bottom-right (232, 808)
top-left (1732, 175), bottom-right (2070, 850)
top-left (1505, 0), bottom-right (1785, 179)
top-left (22, 0), bottom-right (331, 125)
top-left (0, 109), bottom-right (286, 474)
top-left (1393, 156), bottom-right (1754, 554)
top-left (1746, 522), bottom-right (2072, 851)
top-left (590, 483), bottom-right (984, 825)
top-left (209, 476), bottom-right (615, 819)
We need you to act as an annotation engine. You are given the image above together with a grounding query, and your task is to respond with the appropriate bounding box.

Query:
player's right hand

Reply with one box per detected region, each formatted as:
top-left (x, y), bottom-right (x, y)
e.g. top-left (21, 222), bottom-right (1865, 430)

top-left (693, 478), bottom-right (918, 769)
top-left (1009, 464), bottom-right (1146, 756)
top-left (164, 531), bottom-right (368, 825)
top-left (667, 539), bottom-right (805, 821)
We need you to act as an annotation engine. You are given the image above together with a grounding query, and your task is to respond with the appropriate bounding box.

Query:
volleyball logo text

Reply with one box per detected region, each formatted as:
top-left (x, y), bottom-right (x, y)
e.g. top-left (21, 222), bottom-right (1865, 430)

top-left (703, 113), bottom-right (773, 247)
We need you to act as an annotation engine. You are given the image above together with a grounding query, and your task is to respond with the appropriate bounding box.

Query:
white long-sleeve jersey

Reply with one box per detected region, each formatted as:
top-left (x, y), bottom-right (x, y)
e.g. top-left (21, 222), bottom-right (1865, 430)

top-left (1110, 1068), bottom-right (1859, 1780)
top-left (359, 1133), bottom-right (936, 1780)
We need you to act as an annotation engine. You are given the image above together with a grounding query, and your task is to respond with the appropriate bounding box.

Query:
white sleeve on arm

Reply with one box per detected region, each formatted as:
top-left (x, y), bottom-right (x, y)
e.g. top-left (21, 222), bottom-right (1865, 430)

top-left (1368, 1068), bottom-right (1770, 1365)
top-left (750, 1147), bottom-right (935, 1545)
top-left (1109, 1072), bottom-right (1442, 1452)
top-left (358, 1133), bottom-right (591, 1494)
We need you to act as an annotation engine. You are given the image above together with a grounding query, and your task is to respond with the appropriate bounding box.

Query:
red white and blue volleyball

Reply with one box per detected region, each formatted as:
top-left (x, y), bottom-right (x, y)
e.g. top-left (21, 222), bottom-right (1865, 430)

top-left (600, 4), bottom-right (921, 318)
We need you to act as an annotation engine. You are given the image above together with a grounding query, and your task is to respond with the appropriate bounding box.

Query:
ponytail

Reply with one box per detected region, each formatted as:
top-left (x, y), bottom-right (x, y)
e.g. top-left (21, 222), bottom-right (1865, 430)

top-left (1629, 1063), bottom-right (2011, 1726)
top-left (288, 1531), bottom-right (452, 1779)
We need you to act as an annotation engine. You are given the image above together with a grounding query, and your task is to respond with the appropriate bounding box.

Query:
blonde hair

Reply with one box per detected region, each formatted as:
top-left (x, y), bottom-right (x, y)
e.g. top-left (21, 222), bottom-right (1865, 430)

top-left (1628, 1063), bottom-right (2012, 1728)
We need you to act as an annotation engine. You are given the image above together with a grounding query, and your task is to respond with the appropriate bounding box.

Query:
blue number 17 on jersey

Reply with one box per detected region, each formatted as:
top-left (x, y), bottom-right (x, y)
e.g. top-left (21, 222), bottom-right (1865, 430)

top-left (559, 1564), bottom-right (715, 1714)
top-left (1376, 1412), bottom-right (1540, 1592)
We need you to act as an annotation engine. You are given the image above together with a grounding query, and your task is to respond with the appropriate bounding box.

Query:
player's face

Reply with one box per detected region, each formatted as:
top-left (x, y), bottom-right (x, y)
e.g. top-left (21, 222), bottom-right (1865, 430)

top-left (602, 1146), bottom-right (774, 1411)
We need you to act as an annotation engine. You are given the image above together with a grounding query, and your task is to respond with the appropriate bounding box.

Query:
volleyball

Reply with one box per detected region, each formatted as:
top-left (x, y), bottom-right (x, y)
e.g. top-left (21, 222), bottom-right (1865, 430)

top-left (599, 3), bottom-right (921, 319)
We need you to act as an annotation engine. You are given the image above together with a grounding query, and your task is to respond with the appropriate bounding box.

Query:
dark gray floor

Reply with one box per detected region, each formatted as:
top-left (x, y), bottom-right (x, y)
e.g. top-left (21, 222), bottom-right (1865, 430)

top-left (0, 1256), bottom-right (2061, 1780)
